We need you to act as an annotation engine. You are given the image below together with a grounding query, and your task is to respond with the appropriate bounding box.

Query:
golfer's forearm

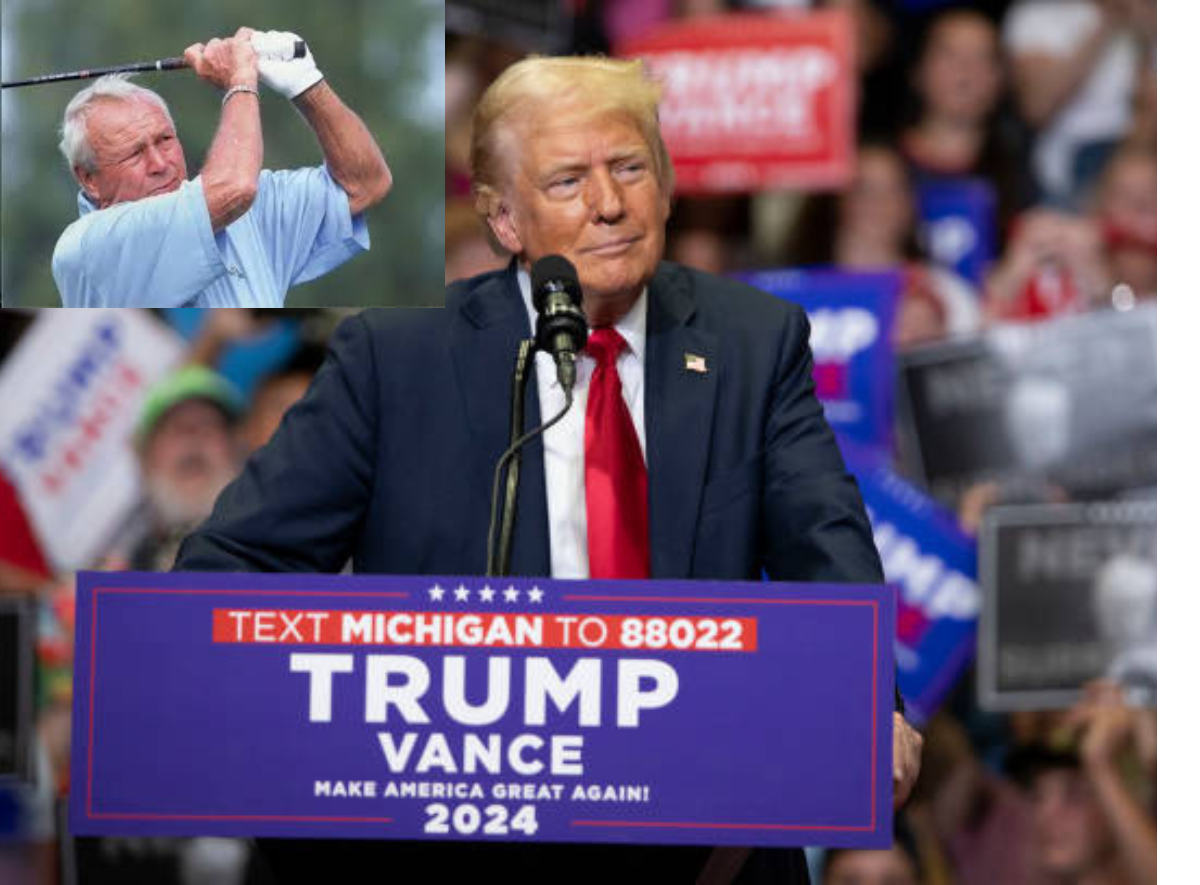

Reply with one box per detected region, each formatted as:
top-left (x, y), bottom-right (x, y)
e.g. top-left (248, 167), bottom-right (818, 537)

top-left (294, 81), bottom-right (392, 214)
top-left (201, 91), bottom-right (263, 232)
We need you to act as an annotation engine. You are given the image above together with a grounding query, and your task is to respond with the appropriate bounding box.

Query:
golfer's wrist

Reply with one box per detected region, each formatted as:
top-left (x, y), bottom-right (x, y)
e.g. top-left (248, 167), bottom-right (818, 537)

top-left (228, 67), bottom-right (258, 90)
top-left (222, 84), bottom-right (259, 108)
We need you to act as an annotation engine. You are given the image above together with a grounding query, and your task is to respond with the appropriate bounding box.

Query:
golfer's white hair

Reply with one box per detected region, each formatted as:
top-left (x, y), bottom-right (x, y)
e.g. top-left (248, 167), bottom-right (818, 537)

top-left (58, 74), bottom-right (174, 172)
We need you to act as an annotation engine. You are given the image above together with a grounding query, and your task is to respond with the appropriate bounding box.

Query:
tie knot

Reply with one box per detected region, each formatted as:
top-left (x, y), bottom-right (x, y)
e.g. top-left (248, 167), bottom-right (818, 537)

top-left (585, 327), bottom-right (627, 368)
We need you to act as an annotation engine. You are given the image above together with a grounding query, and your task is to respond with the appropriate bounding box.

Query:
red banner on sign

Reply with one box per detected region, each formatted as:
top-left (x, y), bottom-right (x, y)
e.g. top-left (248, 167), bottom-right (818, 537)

top-left (618, 11), bottom-right (856, 194)
top-left (212, 608), bottom-right (758, 652)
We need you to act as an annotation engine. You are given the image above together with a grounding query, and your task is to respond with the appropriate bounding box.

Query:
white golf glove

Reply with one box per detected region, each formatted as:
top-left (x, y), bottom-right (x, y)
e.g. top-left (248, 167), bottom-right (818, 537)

top-left (251, 30), bottom-right (323, 99)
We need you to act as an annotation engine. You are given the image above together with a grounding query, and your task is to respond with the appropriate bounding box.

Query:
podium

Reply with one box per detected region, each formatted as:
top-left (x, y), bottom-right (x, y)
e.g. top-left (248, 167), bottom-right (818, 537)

top-left (70, 571), bottom-right (894, 848)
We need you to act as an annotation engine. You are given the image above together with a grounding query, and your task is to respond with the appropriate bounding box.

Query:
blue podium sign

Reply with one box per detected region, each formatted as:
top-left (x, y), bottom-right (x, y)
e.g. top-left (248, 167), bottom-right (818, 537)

top-left (70, 572), bottom-right (894, 848)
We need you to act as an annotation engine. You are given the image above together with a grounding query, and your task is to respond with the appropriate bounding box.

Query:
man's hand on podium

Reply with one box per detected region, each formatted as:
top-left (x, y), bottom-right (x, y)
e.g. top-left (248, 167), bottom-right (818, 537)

top-left (894, 713), bottom-right (923, 808)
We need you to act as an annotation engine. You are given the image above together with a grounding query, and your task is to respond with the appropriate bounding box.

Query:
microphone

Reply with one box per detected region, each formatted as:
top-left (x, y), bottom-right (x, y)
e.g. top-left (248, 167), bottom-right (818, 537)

top-left (531, 255), bottom-right (588, 393)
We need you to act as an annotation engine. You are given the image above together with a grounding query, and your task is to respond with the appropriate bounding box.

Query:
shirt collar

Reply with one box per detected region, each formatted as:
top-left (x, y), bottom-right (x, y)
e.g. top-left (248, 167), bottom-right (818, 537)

top-left (517, 265), bottom-right (647, 363)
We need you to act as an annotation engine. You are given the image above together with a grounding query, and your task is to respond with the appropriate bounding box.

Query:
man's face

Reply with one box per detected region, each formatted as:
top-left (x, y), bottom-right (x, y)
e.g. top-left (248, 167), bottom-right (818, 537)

top-left (1031, 769), bottom-right (1114, 878)
top-left (488, 106), bottom-right (670, 315)
top-left (142, 400), bottom-right (239, 528)
top-left (918, 14), bottom-right (1002, 125)
top-left (77, 98), bottom-right (188, 209)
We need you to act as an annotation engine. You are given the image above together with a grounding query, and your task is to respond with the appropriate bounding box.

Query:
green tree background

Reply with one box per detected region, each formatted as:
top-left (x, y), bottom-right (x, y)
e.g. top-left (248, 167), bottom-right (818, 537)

top-left (0, 0), bottom-right (445, 307)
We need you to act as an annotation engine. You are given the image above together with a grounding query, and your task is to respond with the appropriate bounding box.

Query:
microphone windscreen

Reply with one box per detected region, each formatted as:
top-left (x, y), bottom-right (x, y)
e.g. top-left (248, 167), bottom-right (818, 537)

top-left (530, 255), bottom-right (581, 311)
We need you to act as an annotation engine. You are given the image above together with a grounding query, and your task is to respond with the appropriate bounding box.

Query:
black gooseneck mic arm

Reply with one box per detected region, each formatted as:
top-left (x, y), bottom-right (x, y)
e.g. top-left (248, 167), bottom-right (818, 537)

top-left (485, 255), bottom-right (589, 577)
top-left (487, 339), bottom-right (535, 578)
top-left (485, 377), bottom-right (574, 577)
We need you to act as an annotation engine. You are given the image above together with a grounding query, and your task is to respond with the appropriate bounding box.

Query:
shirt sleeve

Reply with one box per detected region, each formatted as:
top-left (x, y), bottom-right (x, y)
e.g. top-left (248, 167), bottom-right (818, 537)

top-left (248, 166), bottom-right (371, 289)
top-left (51, 177), bottom-right (225, 308)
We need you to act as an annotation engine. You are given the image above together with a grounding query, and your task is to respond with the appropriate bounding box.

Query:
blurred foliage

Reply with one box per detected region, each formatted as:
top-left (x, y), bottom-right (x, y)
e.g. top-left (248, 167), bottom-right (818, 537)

top-left (0, 0), bottom-right (445, 307)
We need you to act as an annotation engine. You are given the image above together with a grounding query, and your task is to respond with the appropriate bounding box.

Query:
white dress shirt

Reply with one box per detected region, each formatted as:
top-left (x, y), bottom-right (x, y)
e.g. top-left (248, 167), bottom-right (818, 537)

top-left (518, 267), bottom-right (647, 579)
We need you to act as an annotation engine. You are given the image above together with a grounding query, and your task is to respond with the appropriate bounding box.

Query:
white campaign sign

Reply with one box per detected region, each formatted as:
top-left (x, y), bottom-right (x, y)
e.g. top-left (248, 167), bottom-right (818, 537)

top-left (0, 311), bottom-right (183, 572)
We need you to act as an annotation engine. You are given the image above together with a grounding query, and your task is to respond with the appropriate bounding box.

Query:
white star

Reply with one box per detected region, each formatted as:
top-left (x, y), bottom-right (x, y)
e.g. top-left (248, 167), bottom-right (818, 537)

top-left (479, 585), bottom-right (496, 602)
top-left (454, 585), bottom-right (471, 602)
top-left (528, 587), bottom-right (544, 604)
top-left (503, 586), bottom-right (520, 603)
top-left (428, 584), bottom-right (445, 601)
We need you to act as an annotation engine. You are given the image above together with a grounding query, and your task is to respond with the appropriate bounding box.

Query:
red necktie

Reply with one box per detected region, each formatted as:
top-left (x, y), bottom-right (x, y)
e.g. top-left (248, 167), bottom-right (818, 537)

top-left (584, 327), bottom-right (649, 579)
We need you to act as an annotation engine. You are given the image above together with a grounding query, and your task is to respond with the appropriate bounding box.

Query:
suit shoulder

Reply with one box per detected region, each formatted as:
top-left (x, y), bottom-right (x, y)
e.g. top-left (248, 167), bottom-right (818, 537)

top-left (445, 265), bottom-right (513, 311)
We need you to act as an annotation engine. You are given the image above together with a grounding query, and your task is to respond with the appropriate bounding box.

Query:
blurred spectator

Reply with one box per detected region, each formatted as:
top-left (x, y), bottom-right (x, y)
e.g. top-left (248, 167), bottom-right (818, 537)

top-left (902, 7), bottom-right (1032, 234)
top-left (571, 0), bottom-right (674, 53)
top-left (129, 367), bottom-right (244, 572)
top-left (185, 309), bottom-right (273, 370)
top-left (666, 195), bottom-right (752, 276)
top-left (238, 344), bottom-right (327, 453)
top-left (447, 35), bottom-right (487, 200)
top-left (790, 143), bottom-right (981, 347)
top-left (446, 36), bottom-right (522, 200)
top-left (1003, 0), bottom-right (1154, 206)
top-left (981, 208), bottom-right (1103, 321)
top-left (446, 197), bottom-right (509, 284)
top-left (917, 712), bottom-right (1049, 885)
top-left (1124, 60), bottom-right (1155, 154)
top-left (822, 0), bottom-right (909, 139)
top-left (1092, 145), bottom-right (1155, 303)
top-left (1010, 682), bottom-right (1156, 885)
top-left (983, 144), bottom-right (1154, 321)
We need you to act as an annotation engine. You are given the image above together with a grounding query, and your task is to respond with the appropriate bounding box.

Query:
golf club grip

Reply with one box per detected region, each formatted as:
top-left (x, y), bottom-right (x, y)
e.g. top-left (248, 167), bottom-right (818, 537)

top-left (255, 39), bottom-right (308, 61)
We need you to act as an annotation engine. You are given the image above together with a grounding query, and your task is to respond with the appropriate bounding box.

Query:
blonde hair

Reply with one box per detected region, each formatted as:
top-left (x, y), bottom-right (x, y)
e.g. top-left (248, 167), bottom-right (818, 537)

top-left (470, 55), bottom-right (674, 216)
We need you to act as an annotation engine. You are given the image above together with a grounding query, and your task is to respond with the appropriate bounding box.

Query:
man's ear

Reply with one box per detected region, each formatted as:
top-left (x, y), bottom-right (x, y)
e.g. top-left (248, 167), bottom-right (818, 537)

top-left (485, 201), bottom-right (524, 256)
top-left (75, 166), bottom-right (101, 204)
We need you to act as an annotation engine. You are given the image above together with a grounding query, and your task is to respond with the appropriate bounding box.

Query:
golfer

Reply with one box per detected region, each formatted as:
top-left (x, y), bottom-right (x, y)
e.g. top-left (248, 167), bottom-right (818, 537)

top-left (52, 27), bottom-right (392, 307)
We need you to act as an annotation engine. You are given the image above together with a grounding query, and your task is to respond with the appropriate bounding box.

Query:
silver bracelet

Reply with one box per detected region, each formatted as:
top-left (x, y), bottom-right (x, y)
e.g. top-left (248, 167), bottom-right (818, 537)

top-left (221, 85), bottom-right (259, 108)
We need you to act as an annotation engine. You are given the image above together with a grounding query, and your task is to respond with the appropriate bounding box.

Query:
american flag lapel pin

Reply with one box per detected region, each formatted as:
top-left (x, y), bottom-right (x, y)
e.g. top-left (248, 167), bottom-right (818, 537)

top-left (684, 352), bottom-right (708, 374)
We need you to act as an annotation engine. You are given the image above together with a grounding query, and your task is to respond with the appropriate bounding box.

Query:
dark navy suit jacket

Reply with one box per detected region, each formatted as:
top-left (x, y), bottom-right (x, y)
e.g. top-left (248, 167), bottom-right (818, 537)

top-left (178, 261), bottom-right (881, 585)
top-left (175, 261), bottom-right (884, 884)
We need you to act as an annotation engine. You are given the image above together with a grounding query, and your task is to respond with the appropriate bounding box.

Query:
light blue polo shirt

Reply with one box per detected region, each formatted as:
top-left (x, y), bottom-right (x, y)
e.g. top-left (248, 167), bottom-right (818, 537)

top-left (52, 165), bottom-right (370, 307)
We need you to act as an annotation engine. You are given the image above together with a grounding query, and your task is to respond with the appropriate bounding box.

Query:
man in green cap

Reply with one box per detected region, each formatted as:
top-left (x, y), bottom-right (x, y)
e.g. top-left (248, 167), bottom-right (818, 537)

top-left (131, 365), bottom-right (243, 571)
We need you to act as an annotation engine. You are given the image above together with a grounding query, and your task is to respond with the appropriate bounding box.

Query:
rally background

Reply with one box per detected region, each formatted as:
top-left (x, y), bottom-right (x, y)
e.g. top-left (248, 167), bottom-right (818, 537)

top-left (1, 0), bottom-right (1162, 882)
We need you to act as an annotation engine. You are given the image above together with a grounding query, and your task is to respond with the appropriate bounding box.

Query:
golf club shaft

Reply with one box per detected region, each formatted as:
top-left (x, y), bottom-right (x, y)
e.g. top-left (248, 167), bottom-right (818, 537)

top-left (2, 57), bottom-right (188, 88)
top-left (2, 40), bottom-right (305, 89)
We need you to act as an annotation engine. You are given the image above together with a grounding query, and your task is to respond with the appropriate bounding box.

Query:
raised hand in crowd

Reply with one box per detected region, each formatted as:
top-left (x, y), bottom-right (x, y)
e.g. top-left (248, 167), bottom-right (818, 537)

top-left (983, 209), bottom-right (1109, 320)
top-left (1055, 680), bottom-right (1157, 885)
top-left (187, 309), bottom-right (275, 368)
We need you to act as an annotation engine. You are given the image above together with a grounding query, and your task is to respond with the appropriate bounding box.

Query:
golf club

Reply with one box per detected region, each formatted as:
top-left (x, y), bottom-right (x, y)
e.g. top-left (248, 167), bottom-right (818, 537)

top-left (2, 40), bottom-right (305, 89)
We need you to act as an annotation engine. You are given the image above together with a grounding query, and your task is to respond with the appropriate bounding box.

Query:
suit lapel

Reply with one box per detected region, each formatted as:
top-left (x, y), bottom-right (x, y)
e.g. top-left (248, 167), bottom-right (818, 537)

top-left (644, 264), bottom-right (718, 578)
top-left (450, 266), bottom-right (551, 576)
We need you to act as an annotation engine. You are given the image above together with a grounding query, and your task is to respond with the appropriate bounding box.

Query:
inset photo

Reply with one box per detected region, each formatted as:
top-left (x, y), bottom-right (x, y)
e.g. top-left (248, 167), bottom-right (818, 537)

top-left (1, 0), bottom-right (444, 307)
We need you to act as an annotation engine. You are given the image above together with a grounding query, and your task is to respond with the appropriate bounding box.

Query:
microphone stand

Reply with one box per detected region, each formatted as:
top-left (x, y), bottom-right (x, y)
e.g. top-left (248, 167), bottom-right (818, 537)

top-left (485, 344), bottom-right (575, 577)
top-left (489, 339), bottom-right (534, 577)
